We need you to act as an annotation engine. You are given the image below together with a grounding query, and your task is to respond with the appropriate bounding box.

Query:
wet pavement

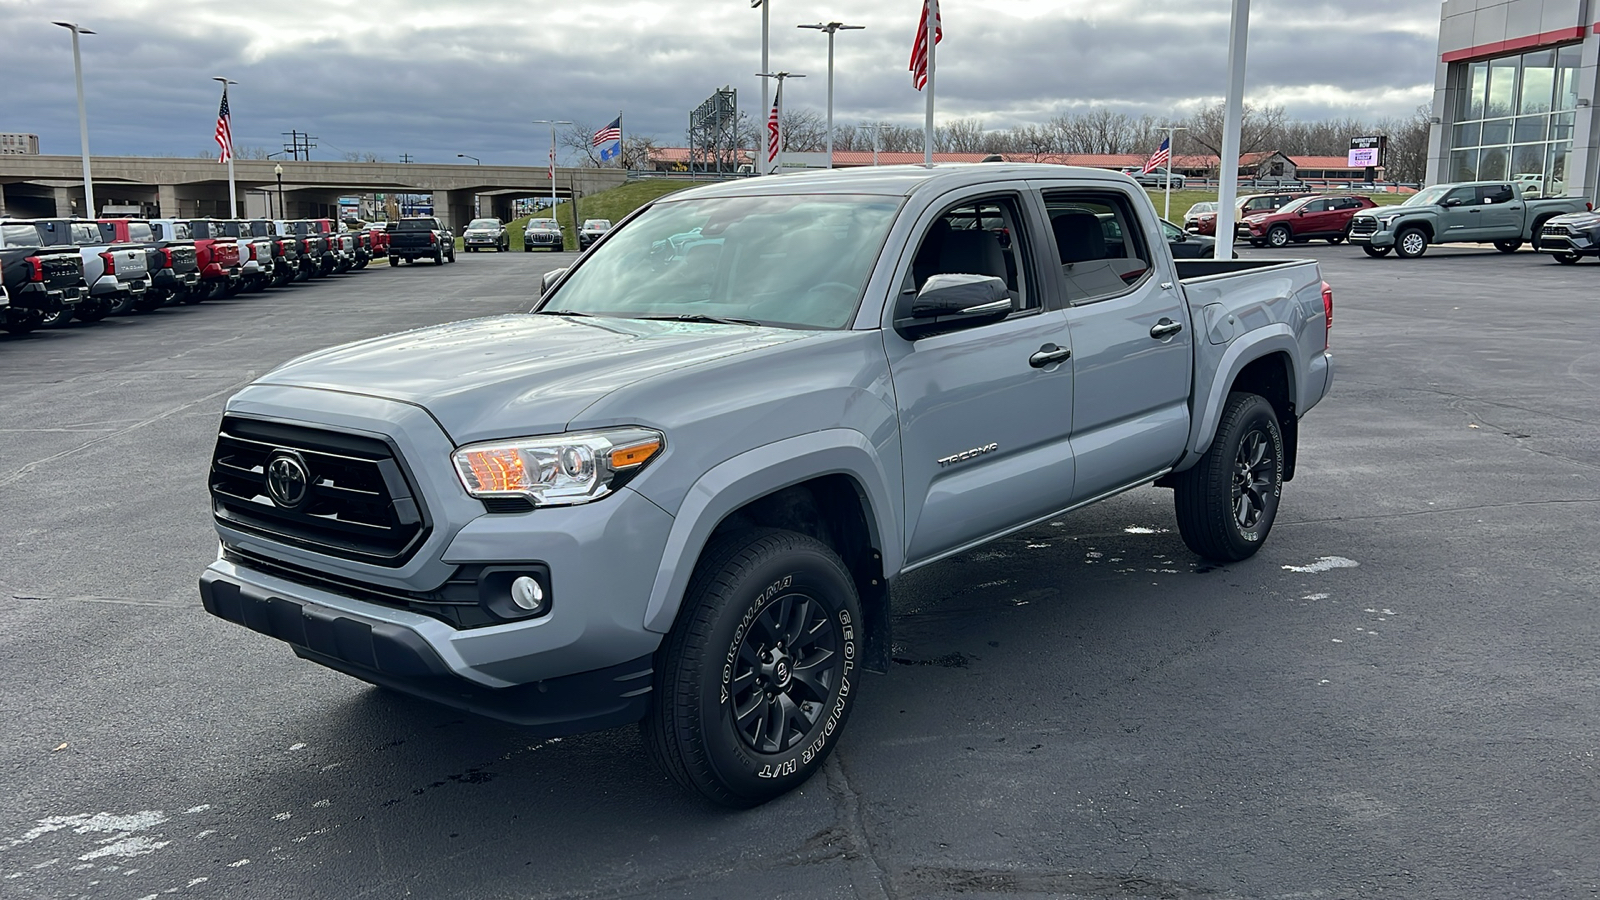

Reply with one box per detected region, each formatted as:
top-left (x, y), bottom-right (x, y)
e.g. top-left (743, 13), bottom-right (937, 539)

top-left (2, 244), bottom-right (1596, 899)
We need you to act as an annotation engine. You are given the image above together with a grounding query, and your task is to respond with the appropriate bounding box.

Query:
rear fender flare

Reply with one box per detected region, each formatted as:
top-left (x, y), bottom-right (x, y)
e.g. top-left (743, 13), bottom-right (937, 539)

top-left (641, 429), bottom-right (901, 634)
top-left (1177, 326), bottom-right (1303, 471)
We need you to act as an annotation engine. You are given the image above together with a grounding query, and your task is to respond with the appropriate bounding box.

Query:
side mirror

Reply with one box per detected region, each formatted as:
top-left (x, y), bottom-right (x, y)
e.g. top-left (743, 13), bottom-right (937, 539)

top-left (895, 273), bottom-right (1011, 338)
top-left (1443, 198), bottom-right (1462, 207)
top-left (541, 267), bottom-right (567, 295)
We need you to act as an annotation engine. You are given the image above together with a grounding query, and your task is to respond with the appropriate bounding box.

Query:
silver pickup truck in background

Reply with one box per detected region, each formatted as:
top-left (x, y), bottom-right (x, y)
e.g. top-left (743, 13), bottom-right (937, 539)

top-left (199, 164), bottom-right (1334, 806)
top-left (1349, 180), bottom-right (1591, 258)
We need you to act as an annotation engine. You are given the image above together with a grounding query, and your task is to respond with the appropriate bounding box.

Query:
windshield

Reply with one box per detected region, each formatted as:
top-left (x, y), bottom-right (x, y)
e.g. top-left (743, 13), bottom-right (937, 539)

top-left (543, 193), bottom-right (901, 330)
top-left (526, 219), bottom-right (559, 230)
top-left (1274, 197), bottom-right (1313, 215)
top-left (1186, 202), bottom-right (1216, 216)
top-left (1404, 186), bottom-right (1451, 207)
top-left (1, 223), bottom-right (42, 248)
top-left (467, 219), bottom-right (499, 229)
top-left (583, 220), bottom-right (611, 230)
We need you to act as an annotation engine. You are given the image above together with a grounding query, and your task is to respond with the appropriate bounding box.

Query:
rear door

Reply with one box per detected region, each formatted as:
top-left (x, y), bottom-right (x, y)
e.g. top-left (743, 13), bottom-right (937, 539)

top-left (1474, 183), bottom-right (1524, 236)
top-left (1040, 184), bottom-right (1193, 503)
top-left (885, 186), bottom-right (1077, 565)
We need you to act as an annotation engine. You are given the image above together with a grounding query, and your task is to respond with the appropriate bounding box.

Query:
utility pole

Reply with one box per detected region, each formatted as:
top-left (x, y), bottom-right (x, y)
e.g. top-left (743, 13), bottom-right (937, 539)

top-left (280, 130), bottom-right (318, 161)
top-left (798, 22), bottom-right (865, 169)
top-left (398, 152), bottom-right (414, 164)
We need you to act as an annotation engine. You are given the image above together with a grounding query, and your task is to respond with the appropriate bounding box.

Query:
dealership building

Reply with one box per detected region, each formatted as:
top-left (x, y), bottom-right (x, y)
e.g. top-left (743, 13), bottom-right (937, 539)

top-left (1428, 0), bottom-right (1600, 199)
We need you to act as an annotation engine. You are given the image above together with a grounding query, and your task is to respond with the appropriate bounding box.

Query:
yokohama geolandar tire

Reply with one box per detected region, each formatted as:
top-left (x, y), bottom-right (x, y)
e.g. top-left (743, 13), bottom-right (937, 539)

top-left (1173, 392), bottom-right (1284, 562)
top-left (644, 528), bottom-right (863, 808)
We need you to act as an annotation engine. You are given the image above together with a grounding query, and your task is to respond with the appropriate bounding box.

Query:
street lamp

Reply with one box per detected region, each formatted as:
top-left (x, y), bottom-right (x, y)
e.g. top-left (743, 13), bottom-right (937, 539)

top-left (274, 163), bottom-right (284, 219)
top-left (751, 1), bottom-right (770, 146)
top-left (456, 153), bottom-right (480, 165)
top-left (212, 76), bottom-right (239, 217)
top-left (798, 22), bottom-right (864, 169)
top-left (531, 120), bottom-right (572, 227)
top-left (52, 21), bottom-right (96, 217)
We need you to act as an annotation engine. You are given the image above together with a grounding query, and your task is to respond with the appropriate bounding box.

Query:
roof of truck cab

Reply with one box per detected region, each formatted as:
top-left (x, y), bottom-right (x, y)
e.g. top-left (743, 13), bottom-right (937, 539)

top-left (655, 163), bottom-right (1140, 202)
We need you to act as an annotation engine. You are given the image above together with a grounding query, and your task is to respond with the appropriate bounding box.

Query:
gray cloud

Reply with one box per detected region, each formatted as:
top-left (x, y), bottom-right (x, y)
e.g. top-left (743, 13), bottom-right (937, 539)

top-left (3, 0), bottom-right (1443, 163)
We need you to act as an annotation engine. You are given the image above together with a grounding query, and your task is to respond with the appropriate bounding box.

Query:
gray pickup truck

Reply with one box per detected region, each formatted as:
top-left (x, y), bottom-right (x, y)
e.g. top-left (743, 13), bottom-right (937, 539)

top-left (1348, 180), bottom-right (1589, 258)
top-left (199, 164), bottom-right (1334, 806)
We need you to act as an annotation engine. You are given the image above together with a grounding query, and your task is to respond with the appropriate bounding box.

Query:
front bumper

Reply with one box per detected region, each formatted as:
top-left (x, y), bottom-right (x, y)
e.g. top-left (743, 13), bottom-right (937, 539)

top-left (1348, 221), bottom-right (1395, 248)
top-left (1537, 228), bottom-right (1600, 256)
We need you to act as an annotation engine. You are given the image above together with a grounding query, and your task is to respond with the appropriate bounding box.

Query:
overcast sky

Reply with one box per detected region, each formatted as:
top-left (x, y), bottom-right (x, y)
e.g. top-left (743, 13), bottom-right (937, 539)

top-left (3, 0), bottom-right (1443, 165)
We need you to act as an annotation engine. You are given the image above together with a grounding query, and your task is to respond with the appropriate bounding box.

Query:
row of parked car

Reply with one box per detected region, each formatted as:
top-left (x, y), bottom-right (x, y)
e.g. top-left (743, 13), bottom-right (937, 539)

top-left (0, 216), bottom-right (403, 335)
top-left (1180, 182), bottom-right (1599, 261)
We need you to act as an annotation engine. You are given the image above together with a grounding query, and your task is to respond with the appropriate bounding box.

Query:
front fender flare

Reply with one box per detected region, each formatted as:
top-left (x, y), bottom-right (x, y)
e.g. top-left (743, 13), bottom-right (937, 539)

top-left (641, 429), bottom-right (901, 635)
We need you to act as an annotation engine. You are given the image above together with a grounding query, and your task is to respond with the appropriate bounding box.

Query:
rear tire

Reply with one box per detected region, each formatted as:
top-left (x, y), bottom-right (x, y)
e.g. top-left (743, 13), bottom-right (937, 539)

top-left (643, 528), bottom-right (862, 808)
top-left (1530, 216), bottom-right (1553, 251)
top-left (1327, 234), bottom-right (1345, 245)
top-left (389, 255), bottom-right (400, 267)
top-left (1394, 227), bottom-right (1428, 258)
top-left (1173, 392), bottom-right (1284, 562)
top-left (1362, 245), bottom-right (1391, 258)
top-left (3, 311), bottom-right (42, 334)
top-left (1493, 239), bottom-right (1522, 253)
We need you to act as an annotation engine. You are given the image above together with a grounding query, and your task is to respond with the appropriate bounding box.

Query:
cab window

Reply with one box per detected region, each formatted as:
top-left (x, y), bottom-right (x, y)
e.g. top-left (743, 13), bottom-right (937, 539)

top-left (1476, 184), bottom-right (1515, 204)
top-left (1042, 191), bottom-right (1152, 305)
top-left (906, 196), bottom-right (1034, 314)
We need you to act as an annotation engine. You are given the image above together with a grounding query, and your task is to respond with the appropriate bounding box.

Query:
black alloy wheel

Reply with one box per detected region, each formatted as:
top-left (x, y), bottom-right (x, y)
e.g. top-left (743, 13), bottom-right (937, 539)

top-left (1174, 391), bottom-right (1284, 561)
top-left (644, 528), bottom-right (862, 807)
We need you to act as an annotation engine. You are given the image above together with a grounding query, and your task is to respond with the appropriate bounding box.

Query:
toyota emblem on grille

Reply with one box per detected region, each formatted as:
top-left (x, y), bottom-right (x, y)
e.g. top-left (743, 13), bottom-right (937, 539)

top-left (265, 451), bottom-right (310, 509)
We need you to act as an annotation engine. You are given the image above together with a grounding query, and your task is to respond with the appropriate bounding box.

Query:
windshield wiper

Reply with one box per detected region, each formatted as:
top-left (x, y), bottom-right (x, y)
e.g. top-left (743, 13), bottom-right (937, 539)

top-left (637, 314), bottom-right (765, 327)
top-left (541, 309), bottom-right (595, 318)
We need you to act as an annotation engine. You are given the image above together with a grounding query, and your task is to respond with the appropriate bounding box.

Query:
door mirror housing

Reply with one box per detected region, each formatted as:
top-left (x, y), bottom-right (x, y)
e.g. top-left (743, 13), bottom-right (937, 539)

top-left (895, 273), bottom-right (1012, 339)
top-left (540, 267), bottom-right (567, 296)
top-left (1443, 198), bottom-right (1463, 207)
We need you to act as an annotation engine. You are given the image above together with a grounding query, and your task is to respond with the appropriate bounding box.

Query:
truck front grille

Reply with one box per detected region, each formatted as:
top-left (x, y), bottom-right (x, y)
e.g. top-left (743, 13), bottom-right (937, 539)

top-left (210, 416), bottom-right (429, 566)
top-left (1348, 218), bottom-right (1377, 236)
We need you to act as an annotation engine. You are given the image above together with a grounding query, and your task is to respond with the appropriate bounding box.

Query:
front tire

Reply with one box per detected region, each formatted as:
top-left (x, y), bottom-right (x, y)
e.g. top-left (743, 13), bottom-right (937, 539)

top-left (644, 528), bottom-right (862, 808)
top-left (1394, 227), bottom-right (1429, 258)
top-left (1173, 392), bottom-right (1284, 562)
top-left (1362, 244), bottom-right (1391, 258)
top-left (1554, 252), bottom-right (1580, 265)
top-left (1266, 225), bottom-right (1291, 248)
top-left (1327, 234), bottom-right (1346, 245)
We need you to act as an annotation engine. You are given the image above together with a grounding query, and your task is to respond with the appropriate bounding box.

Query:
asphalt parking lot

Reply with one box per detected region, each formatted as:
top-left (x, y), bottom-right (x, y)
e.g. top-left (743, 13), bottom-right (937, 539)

top-left (2, 243), bottom-right (1596, 900)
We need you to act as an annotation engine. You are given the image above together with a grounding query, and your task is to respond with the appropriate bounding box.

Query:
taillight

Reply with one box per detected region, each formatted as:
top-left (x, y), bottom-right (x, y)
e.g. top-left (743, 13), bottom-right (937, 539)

top-left (1321, 280), bottom-right (1334, 349)
top-left (25, 256), bottom-right (44, 282)
top-left (100, 251), bottom-right (116, 275)
top-left (429, 232), bottom-right (438, 245)
top-left (160, 247), bottom-right (175, 268)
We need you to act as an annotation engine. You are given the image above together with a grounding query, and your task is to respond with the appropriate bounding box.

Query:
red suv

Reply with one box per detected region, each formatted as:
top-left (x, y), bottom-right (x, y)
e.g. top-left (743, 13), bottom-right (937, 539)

top-left (1240, 195), bottom-right (1378, 247)
top-left (1187, 192), bottom-right (1315, 236)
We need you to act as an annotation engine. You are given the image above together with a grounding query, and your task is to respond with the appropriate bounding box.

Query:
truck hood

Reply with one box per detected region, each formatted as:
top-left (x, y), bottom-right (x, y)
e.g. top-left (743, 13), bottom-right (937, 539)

top-left (254, 314), bottom-right (814, 442)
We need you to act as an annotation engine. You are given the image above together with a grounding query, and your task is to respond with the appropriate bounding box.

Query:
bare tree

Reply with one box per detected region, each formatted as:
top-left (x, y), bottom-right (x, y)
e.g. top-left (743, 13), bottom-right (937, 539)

top-left (340, 150), bottom-right (385, 163)
top-left (1184, 102), bottom-right (1289, 173)
top-left (934, 118), bottom-right (987, 153)
top-left (559, 122), bottom-right (604, 167)
top-left (1379, 104), bottom-right (1432, 184)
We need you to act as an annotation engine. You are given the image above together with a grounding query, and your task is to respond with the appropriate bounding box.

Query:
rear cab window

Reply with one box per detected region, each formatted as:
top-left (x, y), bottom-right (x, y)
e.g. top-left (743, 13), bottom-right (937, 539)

top-left (1042, 191), bottom-right (1153, 305)
top-left (2, 223), bottom-right (43, 248)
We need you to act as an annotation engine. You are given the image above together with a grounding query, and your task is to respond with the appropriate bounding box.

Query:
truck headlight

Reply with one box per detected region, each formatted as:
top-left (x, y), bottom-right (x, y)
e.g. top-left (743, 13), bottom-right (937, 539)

top-left (452, 427), bottom-right (664, 507)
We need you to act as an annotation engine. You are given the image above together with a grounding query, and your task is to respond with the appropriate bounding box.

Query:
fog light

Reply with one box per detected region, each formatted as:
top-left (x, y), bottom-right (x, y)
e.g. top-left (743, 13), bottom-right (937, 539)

top-left (511, 576), bottom-right (544, 611)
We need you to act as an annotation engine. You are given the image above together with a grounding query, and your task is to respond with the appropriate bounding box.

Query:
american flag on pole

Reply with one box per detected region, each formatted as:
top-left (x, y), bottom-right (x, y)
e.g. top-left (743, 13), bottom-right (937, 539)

top-left (214, 89), bottom-right (234, 163)
top-left (910, 0), bottom-right (942, 91)
top-left (592, 117), bottom-right (621, 148)
top-left (548, 145), bottom-right (555, 181)
top-left (1141, 137), bottom-right (1171, 174)
top-left (766, 84), bottom-right (782, 165)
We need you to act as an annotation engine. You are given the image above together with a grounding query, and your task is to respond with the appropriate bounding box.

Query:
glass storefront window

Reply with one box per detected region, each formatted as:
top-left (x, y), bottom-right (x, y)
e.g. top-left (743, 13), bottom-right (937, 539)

top-left (1518, 50), bottom-right (1555, 115)
top-left (1446, 44), bottom-right (1582, 197)
top-left (1478, 146), bottom-right (1509, 181)
top-left (1487, 58), bottom-right (1519, 117)
top-left (1555, 45), bottom-right (1582, 111)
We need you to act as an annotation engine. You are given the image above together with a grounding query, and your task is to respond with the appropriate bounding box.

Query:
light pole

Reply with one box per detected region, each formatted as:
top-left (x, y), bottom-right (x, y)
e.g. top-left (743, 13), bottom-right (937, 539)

top-left (751, 1), bottom-right (770, 148)
top-left (861, 122), bottom-right (888, 166)
top-left (1161, 125), bottom-right (1188, 222)
top-left (52, 21), bottom-right (96, 217)
top-left (532, 120), bottom-right (571, 226)
top-left (274, 163), bottom-right (284, 219)
top-left (456, 153), bottom-right (480, 165)
top-left (212, 76), bottom-right (239, 218)
top-left (798, 22), bottom-right (864, 169)
top-left (757, 72), bottom-right (804, 174)
top-left (1214, 0), bottom-right (1251, 260)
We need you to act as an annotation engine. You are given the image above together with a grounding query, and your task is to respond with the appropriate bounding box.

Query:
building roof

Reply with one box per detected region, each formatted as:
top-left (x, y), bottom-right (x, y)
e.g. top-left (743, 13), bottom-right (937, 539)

top-left (645, 148), bottom-right (1368, 173)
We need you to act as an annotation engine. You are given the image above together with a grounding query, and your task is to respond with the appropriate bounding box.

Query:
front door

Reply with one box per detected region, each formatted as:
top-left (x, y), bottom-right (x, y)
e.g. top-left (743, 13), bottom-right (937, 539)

top-left (1440, 185), bottom-right (1484, 240)
top-left (1040, 185), bottom-right (1194, 503)
top-left (885, 188), bottom-right (1077, 566)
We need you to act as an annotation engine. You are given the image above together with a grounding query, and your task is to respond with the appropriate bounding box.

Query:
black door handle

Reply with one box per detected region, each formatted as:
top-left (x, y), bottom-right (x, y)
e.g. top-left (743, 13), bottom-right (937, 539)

top-left (1150, 318), bottom-right (1184, 339)
top-left (1029, 343), bottom-right (1072, 368)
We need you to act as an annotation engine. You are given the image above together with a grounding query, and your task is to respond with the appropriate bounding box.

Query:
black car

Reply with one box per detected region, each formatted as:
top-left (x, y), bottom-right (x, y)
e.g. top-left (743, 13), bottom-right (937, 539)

top-left (0, 219), bottom-right (85, 334)
top-left (577, 218), bottom-right (612, 250)
top-left (1161, 218), bottom-right (1235, 259)
top-left (522, 218), bottom-right (564, 251)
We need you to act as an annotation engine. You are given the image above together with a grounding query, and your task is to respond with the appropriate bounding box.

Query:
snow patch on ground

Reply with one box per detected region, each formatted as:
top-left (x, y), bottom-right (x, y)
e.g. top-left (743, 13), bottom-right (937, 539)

top-left (1282, 556), bottom-right (1359, 574)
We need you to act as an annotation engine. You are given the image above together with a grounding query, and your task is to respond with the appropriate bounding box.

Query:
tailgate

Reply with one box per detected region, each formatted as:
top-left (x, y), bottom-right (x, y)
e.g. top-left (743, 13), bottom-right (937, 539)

top-left (40, 251), bottom-right (85, 290)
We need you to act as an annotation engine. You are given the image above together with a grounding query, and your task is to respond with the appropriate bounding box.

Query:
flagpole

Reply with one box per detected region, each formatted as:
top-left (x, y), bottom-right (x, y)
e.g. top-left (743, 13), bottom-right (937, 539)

top-left (923, 0), bottom-right (936, 168)
top-left (1214, 0), bottom-right (1251, 260)
top-left (1164, 125), bottom-right (1187, 222)
top-left (213, 77), bottom-right (238, 218)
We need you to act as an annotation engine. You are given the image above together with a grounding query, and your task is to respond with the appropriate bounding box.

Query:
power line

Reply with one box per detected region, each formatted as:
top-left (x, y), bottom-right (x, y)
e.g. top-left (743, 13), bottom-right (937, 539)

top-left (280, 130), bottom-right (318, 161)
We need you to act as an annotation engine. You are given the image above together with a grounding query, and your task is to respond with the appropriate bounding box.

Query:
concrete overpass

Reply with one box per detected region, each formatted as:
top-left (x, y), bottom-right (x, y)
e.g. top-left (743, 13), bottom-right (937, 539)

top-left (0, 156), bottom-right (629, 229)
